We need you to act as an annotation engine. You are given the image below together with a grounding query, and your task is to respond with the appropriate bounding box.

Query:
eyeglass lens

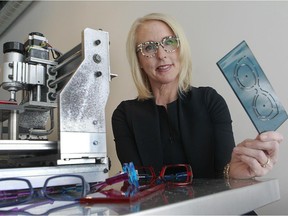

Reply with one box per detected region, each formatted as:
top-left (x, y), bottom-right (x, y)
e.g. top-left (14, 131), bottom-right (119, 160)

top-left (137, 164), bottom-right (192, 186)
top-left (136, 167), bottom-right (156, 185)
top-left (139, 36), bottom-right (179, 57)
top-left (160, 165), bottom-right (192, 185)
top-left (44, 176), bottom-right (85, 201)
top-left (0, 179), bottom-right (33, 207)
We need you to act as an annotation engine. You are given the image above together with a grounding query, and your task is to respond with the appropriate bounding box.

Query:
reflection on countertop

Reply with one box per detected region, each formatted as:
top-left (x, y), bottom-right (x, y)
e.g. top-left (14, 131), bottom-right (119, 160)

top-left (0, 178), bottom-right (279, 215)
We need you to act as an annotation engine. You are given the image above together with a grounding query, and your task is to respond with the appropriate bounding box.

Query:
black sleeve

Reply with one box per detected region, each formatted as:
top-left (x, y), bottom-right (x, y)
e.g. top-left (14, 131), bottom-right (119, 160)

top-left (111, 101), bottom-right (142, 166)
top-left (204, 87), bottom-right (235, 177)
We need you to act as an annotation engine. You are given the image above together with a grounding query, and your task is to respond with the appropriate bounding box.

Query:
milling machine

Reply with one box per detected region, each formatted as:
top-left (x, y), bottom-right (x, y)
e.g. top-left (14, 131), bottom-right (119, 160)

top-left (0, 28), bottom-right (115, 187)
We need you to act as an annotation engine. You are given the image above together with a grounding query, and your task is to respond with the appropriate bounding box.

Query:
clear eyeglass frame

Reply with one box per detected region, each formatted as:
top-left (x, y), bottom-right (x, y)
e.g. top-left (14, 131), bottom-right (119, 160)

top-left (136, 35), bottom-right (180, 58)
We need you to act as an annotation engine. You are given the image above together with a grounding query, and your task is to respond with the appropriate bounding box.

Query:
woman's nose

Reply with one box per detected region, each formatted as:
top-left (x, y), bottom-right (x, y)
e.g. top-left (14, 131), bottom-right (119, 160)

top-left (156, 45), bottom-right (167, 59)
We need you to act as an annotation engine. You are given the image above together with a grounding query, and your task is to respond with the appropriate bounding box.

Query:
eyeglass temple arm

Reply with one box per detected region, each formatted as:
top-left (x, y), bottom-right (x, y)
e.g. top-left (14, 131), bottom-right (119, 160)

top-left (90, 172), bottom-right (129, 192)
top-left (9, 200), bottom-right (54, 212)
top-left (91, 162), bottom-right (139, 193)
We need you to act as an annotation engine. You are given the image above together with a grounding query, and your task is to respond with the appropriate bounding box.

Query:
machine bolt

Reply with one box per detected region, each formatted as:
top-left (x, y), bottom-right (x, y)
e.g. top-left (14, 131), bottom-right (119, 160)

top-left (48, 67), bottom-right (57, 75)
top-left (103, 168), bottom-right (109, 173)
top-left (93, 54), bottom-right (101, 63)
top-left (94, 71), bottom-right (102, 77)
top-left (95, 40), bottom-right (101, 46)
top-left (8, 63), bottom-right (13, 68)
top-left (93, 140), bottom-right (98, 145)
top-left (92, 120), bottom-right (98, 125)
top-left (48, 92), bottom-right (57, 101)
top-left (8, 74), bottom-right (13, 80)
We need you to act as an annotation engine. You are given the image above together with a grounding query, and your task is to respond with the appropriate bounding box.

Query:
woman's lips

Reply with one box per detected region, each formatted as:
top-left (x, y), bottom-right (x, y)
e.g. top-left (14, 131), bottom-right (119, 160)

top-left (156, 64), bottom-right (172, 72)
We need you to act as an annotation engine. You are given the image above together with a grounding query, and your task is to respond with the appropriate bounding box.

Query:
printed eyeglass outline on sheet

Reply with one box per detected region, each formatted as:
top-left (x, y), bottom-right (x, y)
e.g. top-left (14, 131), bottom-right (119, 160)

top-left (217, 40), bottom-right (288, 133)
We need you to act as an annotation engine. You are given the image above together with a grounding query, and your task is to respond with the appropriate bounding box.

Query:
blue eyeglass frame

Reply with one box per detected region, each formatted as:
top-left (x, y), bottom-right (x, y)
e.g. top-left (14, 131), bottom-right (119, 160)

top-left (0, 174), bottom-right (89, 208)
top-left (0, 162), bottom-right (139, 208)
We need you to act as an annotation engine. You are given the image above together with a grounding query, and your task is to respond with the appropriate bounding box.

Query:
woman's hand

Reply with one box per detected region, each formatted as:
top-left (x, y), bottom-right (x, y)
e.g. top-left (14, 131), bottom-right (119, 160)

top-left (228, 131), bottom-right (283, 179)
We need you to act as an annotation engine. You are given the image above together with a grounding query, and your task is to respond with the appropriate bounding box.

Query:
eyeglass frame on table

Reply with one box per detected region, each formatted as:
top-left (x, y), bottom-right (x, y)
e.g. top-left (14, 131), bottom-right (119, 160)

top-left (0, 162), bottom-right (193, 209)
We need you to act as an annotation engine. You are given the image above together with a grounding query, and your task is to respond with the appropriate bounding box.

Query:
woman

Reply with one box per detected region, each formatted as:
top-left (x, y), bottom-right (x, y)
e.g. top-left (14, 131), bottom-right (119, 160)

top-left (112, 13), bottom-right (283, 179)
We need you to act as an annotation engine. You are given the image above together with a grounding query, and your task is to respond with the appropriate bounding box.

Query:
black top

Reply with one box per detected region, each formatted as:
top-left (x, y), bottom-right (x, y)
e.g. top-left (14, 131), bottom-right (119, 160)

top-left (158, 101), bottom-right (188, 165)
top-left (112, 86), bottom-right (235, 178)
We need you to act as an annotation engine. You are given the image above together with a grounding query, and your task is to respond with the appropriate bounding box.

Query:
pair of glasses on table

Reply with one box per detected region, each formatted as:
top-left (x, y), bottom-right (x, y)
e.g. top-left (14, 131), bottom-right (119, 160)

top-left (0, 163), bottom-right (193, 207)
top-left (0, 162), bottom-right (137, 208)
top-left (136, 164), bottom-right (193, 187)
top-left (0, 174), bottom-right (90, 208)
top-left (80, 164), bottom-right (193, 204)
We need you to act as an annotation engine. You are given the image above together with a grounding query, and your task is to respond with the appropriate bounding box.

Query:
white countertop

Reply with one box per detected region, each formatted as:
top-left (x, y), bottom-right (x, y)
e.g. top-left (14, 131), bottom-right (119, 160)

top-left (0, 178), bottom-right (280, 215)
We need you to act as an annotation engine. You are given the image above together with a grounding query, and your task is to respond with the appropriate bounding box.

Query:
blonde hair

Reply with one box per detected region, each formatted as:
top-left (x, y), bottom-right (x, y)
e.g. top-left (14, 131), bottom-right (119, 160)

top-left (126, 13), bottom-right (192, 100)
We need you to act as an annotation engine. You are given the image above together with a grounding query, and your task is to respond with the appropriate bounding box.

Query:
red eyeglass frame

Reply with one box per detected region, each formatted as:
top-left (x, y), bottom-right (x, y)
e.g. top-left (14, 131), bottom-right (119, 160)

top-left (136, 164), bottom-right (193, 186)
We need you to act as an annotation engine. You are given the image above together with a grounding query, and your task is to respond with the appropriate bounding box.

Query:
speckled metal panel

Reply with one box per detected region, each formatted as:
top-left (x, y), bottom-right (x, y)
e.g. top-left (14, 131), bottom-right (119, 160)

top-left (59, 28), bottom-right (110, 133)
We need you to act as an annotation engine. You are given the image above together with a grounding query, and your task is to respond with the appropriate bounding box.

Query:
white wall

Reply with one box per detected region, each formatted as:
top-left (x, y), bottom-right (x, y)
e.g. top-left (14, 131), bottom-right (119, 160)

top-left (0, 1), bottom-right (287, 214)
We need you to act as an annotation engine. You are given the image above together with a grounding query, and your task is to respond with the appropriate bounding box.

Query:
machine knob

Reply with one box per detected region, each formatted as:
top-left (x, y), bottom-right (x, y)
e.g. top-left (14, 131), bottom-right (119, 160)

top-left (3, 42), bottom-right (24, 54)
top-left (29, 32), bottom-right (44, 37)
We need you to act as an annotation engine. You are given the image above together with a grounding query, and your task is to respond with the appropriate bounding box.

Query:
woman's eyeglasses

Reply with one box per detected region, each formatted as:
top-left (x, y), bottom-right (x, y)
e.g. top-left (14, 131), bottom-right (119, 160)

top-left (136, 164), bottom-right (193, 186)
top-left (136, 35), bottom-right (180, 58)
